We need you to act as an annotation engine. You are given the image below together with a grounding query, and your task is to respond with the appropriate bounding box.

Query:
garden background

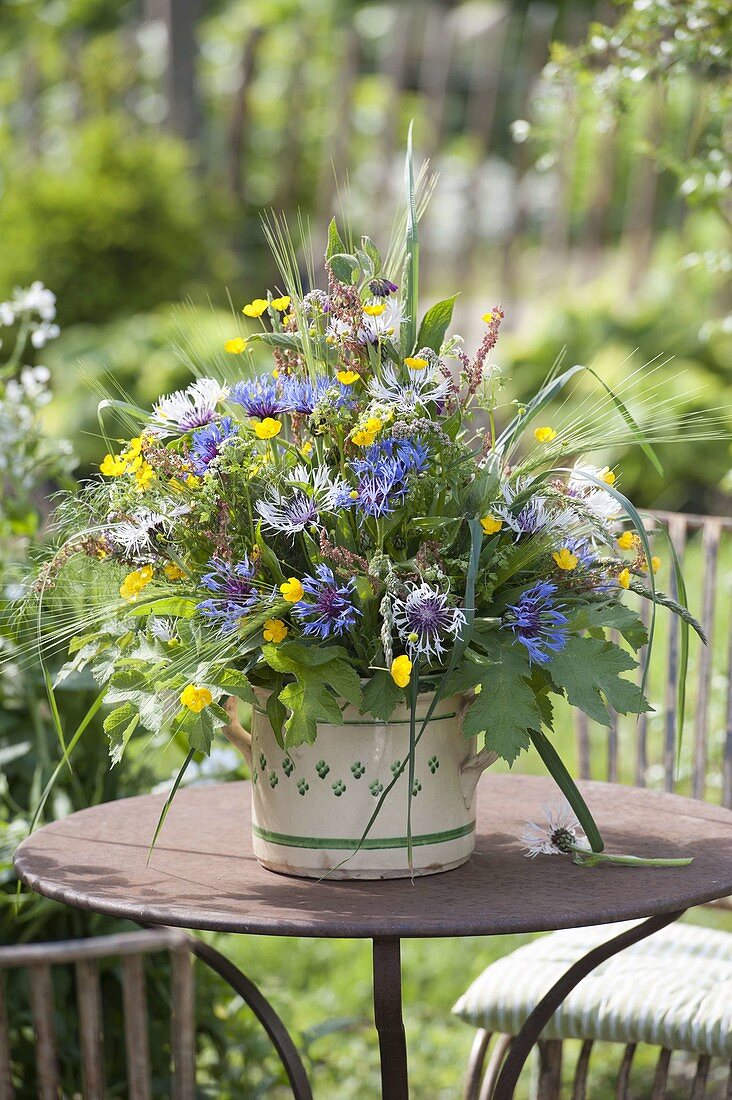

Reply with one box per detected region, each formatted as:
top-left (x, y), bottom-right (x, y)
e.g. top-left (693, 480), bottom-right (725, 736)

top-left (1, 0), bottom-right (730, 1096)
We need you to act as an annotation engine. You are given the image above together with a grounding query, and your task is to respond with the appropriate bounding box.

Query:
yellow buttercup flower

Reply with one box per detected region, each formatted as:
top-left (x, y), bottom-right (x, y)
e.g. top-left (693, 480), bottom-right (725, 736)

top-left (553, 547), bottom-right (579, 571)
top-left (404, 356), bottom-right (428, 370)
top-left (365, 417), bottom-right (382, 433)
top-left (242, 298), bottom-right (269, 318)
top-left (164, 562), bottom-right (186, 581)
top-left (180, 684), bottom-right (213, 714)
top-left (601, 468), bottom-right (616, 485)
top-left (124, 437), bottom-right (143, 460)
top-left (253, 418), bottom-right (282, 439)
top-left (481, 311), bottom-right (494, 323)
top-left (282, 313), bottom-right (295, 326)
top-left (271, 295), bottom-right (291, 311)
top-left (186, 474), bottom-right (201, 489)
top-left (263, 618), bottom-right (289, 643)
top-left (363, 303), bottom-right (386, 317)
top-left (534, 426), bottom-right (557, 444)
top-left (134, 462), bottom-right (154, 492)
top-left (651, 556), bottom-right (661, 574)
top-left (618, 568), bottom-right (631, 589)
top-left (272, 368), bottom-right (280, 380)
top-left (352, 429), bottom-right (377, 447)
top-left (480, 515), bottom-right (503, 536)
top-left (120, 564), bottom-right (154, 602)
top-left (617, 531), bottom-right (636, 551)
top-left (280, 578), bottom-right (304, 603)
top-left (301, 441), bottom-right (313, 456)
top-left (100, 453), bottom-right (127, 477)
top-left (390, 655), bottom-right (413, 688)
top-left (349, 489), bottom-right (359, 500)
top-left (224, 337), bottom-right (248, 354)
top-left (337, 370), bottom-right (360, 385)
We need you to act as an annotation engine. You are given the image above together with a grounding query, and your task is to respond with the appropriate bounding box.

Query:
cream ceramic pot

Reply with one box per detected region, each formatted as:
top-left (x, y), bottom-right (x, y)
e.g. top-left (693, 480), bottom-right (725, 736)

top-left (224, 691), bottom-right (497, 879)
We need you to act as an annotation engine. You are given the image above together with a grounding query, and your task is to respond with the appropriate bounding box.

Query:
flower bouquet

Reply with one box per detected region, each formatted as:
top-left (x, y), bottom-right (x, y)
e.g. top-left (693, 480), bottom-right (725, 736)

top-left (27, 141), bottom-right (708, 879)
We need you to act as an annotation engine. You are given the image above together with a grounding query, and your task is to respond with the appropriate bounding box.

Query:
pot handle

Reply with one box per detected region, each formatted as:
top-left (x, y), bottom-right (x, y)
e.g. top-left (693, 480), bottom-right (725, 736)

top-left (458, 747), bottom-right (499, 809)
top-left (221, 695), bottom-right (253, 768)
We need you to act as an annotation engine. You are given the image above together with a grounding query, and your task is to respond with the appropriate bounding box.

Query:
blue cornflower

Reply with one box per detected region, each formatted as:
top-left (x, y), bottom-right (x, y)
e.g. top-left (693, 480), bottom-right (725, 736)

top-left (504, 581), bottom-right (569, 664)
top-left (197, 554), bottom-right (262, 633)
top-left (280, 376), bottom-right (332, 415)
top-left (292, 565), bottom-right (360, 638)
top-left (189, 417), bottom-right (238, 474)
top-left (563, 536), bottom-right (597, 568)
top-left (345, 438), bottom-right (430, 518)
top-left (230, 374), bottom-right (284, 420)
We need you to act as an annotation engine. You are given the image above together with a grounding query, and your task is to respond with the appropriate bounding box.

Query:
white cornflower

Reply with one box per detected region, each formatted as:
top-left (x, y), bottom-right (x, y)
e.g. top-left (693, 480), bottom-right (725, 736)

top-left (106, 505), bottom-right (187, 559)
top-left (256, 464), bottom-right (347, 536)
top-left (150, 618), bottom-right (179, 644)
top-left (149, 378), bottom-right (229, 436)
top-left (496, 478), bottom-right (576, 539)
top-left (368, 363), bottom-right (451, 412)
top-left (520, 802), bottom-right (591, 858)
top-left (567, 464), bottom-right (623, 522)
top-left (392, 582), bottom-right (466, 662)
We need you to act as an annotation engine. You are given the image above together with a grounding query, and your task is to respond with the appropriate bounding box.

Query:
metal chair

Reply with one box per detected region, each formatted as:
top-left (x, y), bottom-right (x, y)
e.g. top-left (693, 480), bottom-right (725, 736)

top-left (455, 510), bottom-right (732, 1099)
top-left (0, 927), bottom-right (312, 1100)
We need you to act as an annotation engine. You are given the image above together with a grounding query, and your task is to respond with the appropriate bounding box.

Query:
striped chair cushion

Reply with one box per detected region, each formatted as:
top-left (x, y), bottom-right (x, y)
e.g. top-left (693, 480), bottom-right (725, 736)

top-left (452, 921), bottom-right (732, 1058)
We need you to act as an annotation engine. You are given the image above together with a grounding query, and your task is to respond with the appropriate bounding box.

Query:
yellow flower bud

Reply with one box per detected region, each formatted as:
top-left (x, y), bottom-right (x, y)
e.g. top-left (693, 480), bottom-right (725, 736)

top-left (601, 468), bottom-right (616, 485)
top-left (651, 556), bottom-right (661, 574)
top-left (164, 562), bottom-right (186, 581)
top-left (617, 531), bottom-right (636, 550)
top-left (481, 312), bottom-right (494, 323)
top-left (618, 568), bottom-right (631, 589)
top-left (390, 655), bottom-right (413, 688)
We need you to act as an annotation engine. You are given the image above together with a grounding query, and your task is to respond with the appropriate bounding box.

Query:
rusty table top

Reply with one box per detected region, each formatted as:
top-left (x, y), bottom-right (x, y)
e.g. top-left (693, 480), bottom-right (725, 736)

top-left (14, 775), bottom-right (732, 939)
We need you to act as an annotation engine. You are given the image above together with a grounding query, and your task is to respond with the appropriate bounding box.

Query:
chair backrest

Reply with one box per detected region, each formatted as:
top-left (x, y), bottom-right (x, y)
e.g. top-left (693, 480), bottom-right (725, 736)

top-left (572, 510), bottom-right (732, 806)
top-left (0, 929), bottom-right (196, 1100)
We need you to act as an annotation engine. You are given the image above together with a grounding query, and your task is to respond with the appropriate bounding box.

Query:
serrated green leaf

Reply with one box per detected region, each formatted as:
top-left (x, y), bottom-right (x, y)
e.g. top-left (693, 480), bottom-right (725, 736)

top-left (461, 643), bottom-right (541, 764)
top-left (209, 667), bottom-right (255, 703)
top-left (571, 602), bottom-right (648, 651)
top-left (278, 676), bottom-right (343, 746)
top-left (360, 670), bottom-right (405, 721)
top-left (103, 703), bottom-right (139, 766)
top-left (548, 636), bottom-right (651, 726)
top-left (415, 294), bottom-right (458, 354)
top-left (174, 707), bottom-right (215, 754)
top-left (326, 217), bottom-right (345, 260)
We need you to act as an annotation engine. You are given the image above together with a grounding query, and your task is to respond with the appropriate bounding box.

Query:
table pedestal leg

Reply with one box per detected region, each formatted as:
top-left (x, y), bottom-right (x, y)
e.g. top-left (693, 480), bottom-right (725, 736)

top-left (373, 937), bottom-right (409, 1100)
top-left (490, 909), bottom-right (686, 1099)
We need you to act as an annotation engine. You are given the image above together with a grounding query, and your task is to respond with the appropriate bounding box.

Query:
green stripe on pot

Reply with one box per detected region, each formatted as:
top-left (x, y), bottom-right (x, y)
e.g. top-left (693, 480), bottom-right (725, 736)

top-left (252, 820), bottom-right (475, 850)
top-left (252, 707), bottom-right (457, 725)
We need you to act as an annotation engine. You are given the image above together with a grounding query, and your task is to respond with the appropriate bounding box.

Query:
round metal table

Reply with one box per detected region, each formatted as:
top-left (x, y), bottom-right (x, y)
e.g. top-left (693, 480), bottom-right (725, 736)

top-left (14, 774), bottom-right (732, 1099)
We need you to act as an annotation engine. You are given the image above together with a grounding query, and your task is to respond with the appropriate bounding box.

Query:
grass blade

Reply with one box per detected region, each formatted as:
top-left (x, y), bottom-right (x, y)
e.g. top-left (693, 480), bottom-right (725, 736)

top-left (403, 121), bottom-right (419, 356)
top-left (146, 749), bottom-right (195, 864)
top-left (585, 366), bottom-right (664, 476)
top-left (29, 691), bottom-right (106, 833)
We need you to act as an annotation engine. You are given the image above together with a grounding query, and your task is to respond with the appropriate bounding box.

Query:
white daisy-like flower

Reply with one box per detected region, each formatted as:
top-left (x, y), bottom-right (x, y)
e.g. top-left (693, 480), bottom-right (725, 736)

top-left (392, 582), bottom-right (466, 662)
top-left (361, 298), bottom-right (405, 342)
top-left (368, 363), bottom-right (452, 411)
top-left (150, 618), bottom-right (179, 644)
top-left (149, 378), bottom-right (229, 437)
top-left (495, 478), bottom-right (577, 539)
top-left (106, 505), bottom-right (188, 559)
top-left (567, 464), bottom-right (623, 523)
top-left (256, 464), bottom-right (347, 536)
top-left (520, 801), bottom-right (591, 858)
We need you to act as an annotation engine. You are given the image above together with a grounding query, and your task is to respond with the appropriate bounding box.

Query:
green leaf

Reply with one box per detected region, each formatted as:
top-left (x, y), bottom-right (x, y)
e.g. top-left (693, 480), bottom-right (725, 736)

top-left (548, 636), bottom-right (651, 726)
top-left (174, 706), bottom-right (215, 754)
top-left (461, 642), bottom-right (541, 764)
top-left (127, 597), bottom-right (198, 619)
top-left (326, 217), bottom-right (345, 260)
top-left (571, 601), bottom-right (648, 651)
top-left (278, 676), bottom-right (343, 746)
top-left (103, 703), bottom-right (140, 766)
top-left (361, 235), bottom-right (381, 273)
top-left (267, 689), bottom-right (287, 747)
top-left (415, 294), bottom-right (458, 354)
top-left (329, 253), bottom-right (359, 284)
top-left (209, 668), bottom-right (255, 703)
top-left (255, 522), bottom-right (287, 584)
top-left (360, 670), bottom-right (405, 721)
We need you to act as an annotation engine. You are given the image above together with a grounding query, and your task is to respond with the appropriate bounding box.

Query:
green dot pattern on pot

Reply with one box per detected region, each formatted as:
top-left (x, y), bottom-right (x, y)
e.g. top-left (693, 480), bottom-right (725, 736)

top-left (390, 760), bottom-right (401, 776)
top-left (297, 779), bottom-right (309, 796)
top-left (332, 779), bottom-right (346, 796)
top-left (412, 779), bottom-right (422, 796)
top-left (258, 753), bottom-right (267, 771)
top-left (282, 756), bottom-right (294, 777)
top-left (268, 771), bottom-right (278, 789)
top-left (369, 779), bottom-right (384, 797)
top-left (350, 761), bottom-right (365, 778)
top-left (315, 760), bottom-right (330, 779)
top-left (428, 755), bottom-right (440, 773)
